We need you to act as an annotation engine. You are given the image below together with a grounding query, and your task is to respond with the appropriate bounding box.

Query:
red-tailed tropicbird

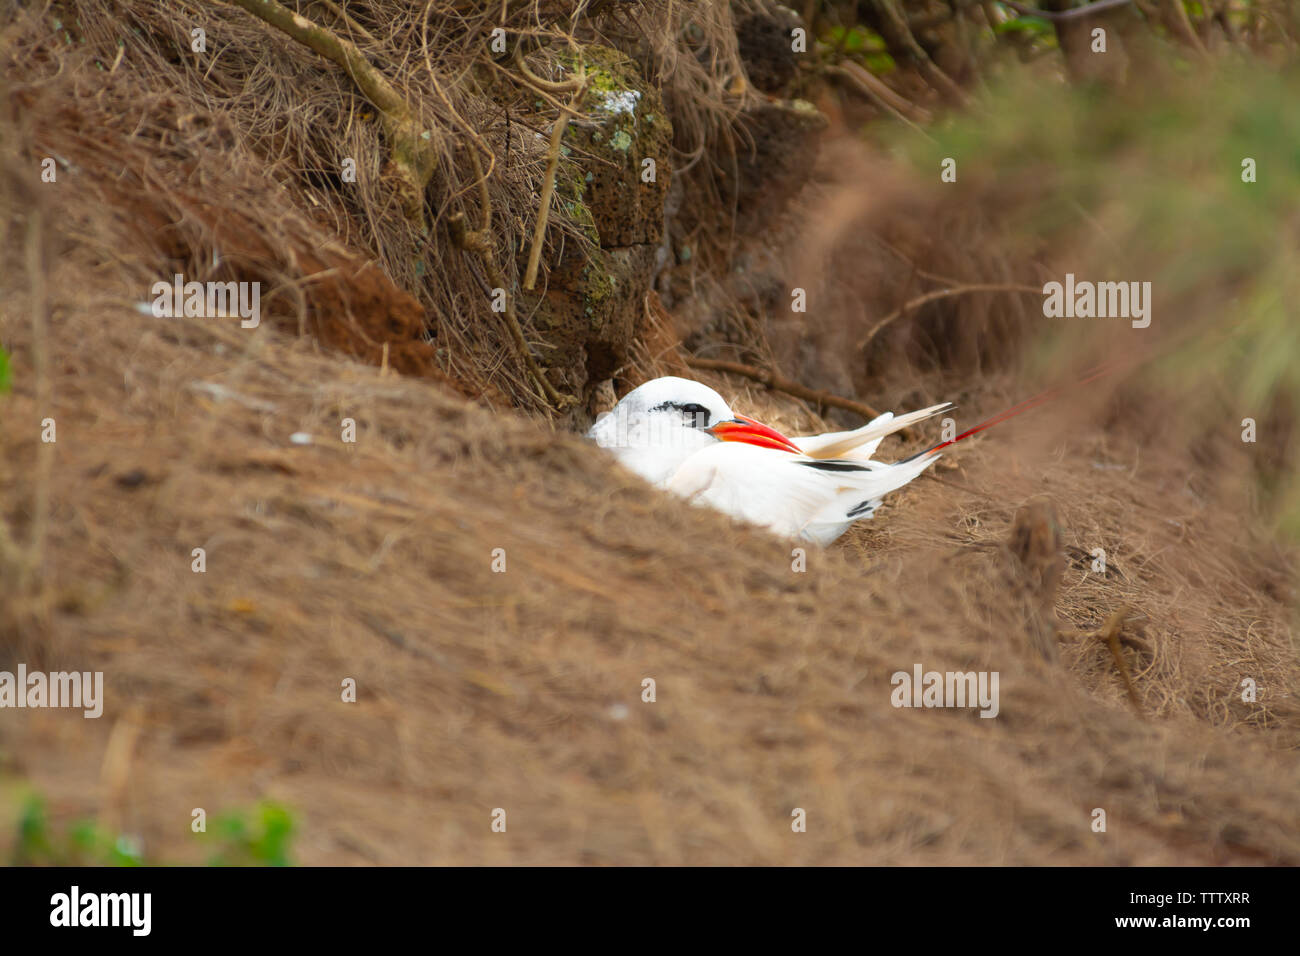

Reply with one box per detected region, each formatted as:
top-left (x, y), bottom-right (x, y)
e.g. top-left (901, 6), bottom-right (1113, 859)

top-left (587, 376), bottom-right (953, 546)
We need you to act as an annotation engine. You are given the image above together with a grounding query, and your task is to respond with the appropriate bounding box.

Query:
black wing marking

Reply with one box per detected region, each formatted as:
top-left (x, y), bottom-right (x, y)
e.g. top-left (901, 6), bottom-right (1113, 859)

top-left (847, 499), bottom-right (880, 518)
top-left (796, 459), bottom-right (879, 473)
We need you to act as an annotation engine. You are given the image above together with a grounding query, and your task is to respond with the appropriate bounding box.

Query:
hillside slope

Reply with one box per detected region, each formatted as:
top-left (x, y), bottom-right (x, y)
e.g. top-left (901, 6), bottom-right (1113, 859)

top-left (2, 288), bottom-right (1298, 864)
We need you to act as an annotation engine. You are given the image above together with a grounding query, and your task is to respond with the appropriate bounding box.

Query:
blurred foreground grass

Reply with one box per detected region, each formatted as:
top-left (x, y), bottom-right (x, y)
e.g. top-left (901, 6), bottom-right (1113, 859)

top-left (896, 63), bottom-right (1300, 535)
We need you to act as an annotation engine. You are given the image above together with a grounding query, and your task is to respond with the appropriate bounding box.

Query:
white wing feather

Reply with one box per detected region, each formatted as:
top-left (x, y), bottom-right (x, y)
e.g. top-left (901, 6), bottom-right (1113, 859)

top-left (665, 442), bottom-right (940, 545)
top-left (793, 402), bottom-right (952, 461)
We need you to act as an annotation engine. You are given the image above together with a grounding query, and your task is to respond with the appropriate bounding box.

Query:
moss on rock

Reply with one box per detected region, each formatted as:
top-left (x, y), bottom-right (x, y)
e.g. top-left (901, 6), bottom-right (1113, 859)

top-left (519, 44), bottom-right (673, 408)
top-left (558, 45), bottom-right (672, 250)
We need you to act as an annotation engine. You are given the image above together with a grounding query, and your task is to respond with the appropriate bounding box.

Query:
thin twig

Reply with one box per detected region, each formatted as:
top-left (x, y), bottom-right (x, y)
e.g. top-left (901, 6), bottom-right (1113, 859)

top-left (1158, 0), bottom-right (1211, 57)
top-left (488, 57), bottom-right (587, 120)
top-left (450, 212), bottom-right (575, 409)
top-left (0, 184), bottom-right (52, 628)
top-left (315, 0), bottom-right (377, 44)
top-left (826, 62), bottom-right (934, 140)
top-left (832, 60), bottom-right (929, 120)
top-left (513, 43), bottom-right (585, 92)
top-left (520, 48), bottom-right (586, 291)
top-left (24, 205), bottom-right (52, 611)
top-left (523, 106), bottom-right (574, 290)
top-left (1001, 0), bottom-right (1136, 21)
top-left (866, 0), bottom-right (968, 104)
top-left (468, 142), bottom-right (491, 233)
top-left (1059, 607), bottom-right (1146, 715)
top-left (684, 357), bottom-right (894, 429)
top-left (857, 283), bottom-right (1042, 351)
top-left (1099, 607), bottom-right (1143, 714)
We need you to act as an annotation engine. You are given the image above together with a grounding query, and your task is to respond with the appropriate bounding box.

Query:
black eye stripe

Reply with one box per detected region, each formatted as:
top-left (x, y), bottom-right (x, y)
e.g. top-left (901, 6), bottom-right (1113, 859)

top-left (681, 403), bottom-right (710, 426)
top-left (649, 400), bottom-right (712, 426)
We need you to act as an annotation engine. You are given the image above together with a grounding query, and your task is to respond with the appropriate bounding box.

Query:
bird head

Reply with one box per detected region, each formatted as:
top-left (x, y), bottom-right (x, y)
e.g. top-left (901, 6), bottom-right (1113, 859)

top-left (587, 376), bottom-right (800, 484)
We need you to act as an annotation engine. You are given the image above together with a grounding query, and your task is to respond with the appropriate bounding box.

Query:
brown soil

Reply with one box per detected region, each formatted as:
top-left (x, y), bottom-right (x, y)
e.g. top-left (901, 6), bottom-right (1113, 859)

top-left (3, 271), bottom-right (1298, 863)
top-left (2, 1), bottom-right (1297, 866)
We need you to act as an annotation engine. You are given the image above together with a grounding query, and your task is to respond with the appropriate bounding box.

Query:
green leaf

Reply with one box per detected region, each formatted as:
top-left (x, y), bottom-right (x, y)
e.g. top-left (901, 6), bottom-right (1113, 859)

top-left (994, 16), bottom-right (1054, 36)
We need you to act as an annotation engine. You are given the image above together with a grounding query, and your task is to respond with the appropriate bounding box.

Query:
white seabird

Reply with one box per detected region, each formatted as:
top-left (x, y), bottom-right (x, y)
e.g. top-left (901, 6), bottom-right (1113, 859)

top-left (587, 376), bottom-right (951, 546)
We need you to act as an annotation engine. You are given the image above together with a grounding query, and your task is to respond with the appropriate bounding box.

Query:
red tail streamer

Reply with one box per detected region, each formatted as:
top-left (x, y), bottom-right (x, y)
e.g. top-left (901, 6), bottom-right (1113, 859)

top-left (904, 360), bottom-right (1121, 462)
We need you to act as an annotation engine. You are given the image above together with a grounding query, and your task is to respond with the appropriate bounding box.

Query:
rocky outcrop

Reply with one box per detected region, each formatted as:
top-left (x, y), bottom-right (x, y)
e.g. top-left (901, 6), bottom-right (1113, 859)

top-left (519, 45), bottom-right (672, 410)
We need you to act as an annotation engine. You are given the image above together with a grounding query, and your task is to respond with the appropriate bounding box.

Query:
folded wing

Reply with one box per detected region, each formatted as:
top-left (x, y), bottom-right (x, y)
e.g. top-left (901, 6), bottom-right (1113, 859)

top-left (792, 402), bottom-right (952, 461)
top-left (665, 442), bottom-right (941, 546)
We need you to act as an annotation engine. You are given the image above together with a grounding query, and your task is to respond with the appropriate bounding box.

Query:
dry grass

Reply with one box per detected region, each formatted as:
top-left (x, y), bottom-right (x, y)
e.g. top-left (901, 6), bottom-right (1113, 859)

top-left (6, 0), bottom-right (752, 410)
top-left (2, 214), bottom-right (1298, 863)
top-left (2, 1), bottom-right (1298, 866)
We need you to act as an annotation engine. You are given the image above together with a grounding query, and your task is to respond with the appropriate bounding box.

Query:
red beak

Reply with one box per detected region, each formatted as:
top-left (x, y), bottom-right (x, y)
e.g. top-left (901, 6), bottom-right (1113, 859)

top-left (708, 415), bottom-right (802, 454)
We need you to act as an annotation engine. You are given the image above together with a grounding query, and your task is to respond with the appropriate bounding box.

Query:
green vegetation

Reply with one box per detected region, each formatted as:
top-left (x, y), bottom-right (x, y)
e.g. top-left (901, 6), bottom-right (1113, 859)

top-left (11, 795), bottom-right (146, 866)
top-left (822, 22), bottom-right (896, 72)
top-left (8, 792), bottom-right (297, 866)
top-left (203, 801), bottom-right (296, 866)
top-left (896, 65), bottom-right (1300, 533)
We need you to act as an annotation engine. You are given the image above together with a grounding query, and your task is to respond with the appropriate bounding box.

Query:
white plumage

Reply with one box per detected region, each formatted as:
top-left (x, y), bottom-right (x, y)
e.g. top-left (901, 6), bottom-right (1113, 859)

top-left (587, 376), bottom-right (950, 545)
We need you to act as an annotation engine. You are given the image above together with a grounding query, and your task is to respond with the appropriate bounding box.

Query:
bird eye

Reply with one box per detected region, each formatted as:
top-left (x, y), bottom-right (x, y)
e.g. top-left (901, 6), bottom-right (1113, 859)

top-left (680, 402), bottom-right (710, 427)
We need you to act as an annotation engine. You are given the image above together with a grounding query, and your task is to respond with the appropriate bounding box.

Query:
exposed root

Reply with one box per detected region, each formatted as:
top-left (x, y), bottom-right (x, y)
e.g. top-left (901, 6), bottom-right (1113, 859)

top-left (826, 60), bottom-right (932, 133)
top-left (685, 356), bottom-right (891, 427)
top-left (226, 0), bottom-right (441, 229)
top-left (521, 51), bottom-right (587, 291)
